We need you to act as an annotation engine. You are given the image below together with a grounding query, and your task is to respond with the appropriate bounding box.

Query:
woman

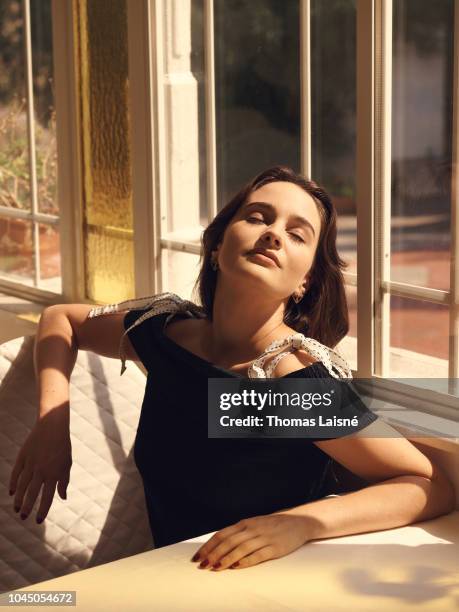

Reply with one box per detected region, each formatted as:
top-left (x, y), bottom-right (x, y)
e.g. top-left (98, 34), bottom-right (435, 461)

top-left (9, 166), bottom-right (455, 572)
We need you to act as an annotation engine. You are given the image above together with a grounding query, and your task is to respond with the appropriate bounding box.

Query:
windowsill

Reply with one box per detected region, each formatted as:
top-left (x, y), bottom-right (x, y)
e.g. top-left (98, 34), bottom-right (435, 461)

top-left (362, 395), bottom-right (459, 453)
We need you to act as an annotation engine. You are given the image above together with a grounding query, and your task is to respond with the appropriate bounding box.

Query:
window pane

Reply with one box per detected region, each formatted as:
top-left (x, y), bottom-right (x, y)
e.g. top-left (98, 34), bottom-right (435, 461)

top-left (311, 0), bottom-right (356, 271)
top-left (161, 248), bottom-right (202, 303)
top-left (391, 0), bottom-right (453, 291)
top-left (30, 0), bottom-right (58, 216)
top-left (311, 0), bottom-right (357, 368)
top-left (0, 215), bottom-right (34, 282)
top-left (390, 295), bottom-right (448, 378)
top-left (214, 0), bottom-right (300, 206)
top-left (190, 0), bottom-right (209, 227)
top-left (76, 0), bottom-right (135, 303)
top-left (38, 222), bottom-right (61, 292)
top-left (0, 0), bottom-right (31, 212)
top-left (337, 284), bottom-right (357, 372)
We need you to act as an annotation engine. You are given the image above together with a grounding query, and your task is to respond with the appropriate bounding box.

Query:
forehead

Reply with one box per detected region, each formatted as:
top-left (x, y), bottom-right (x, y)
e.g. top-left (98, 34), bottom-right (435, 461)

top-left (245, 181), bottom-right (321, 228)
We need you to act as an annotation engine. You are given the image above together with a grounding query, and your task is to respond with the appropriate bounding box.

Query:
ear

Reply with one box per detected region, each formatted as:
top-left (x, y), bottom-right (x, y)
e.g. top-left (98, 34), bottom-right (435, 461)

top-left (211, 244), bottom-right (221, 265)
top-left (298, 274), bottom-right (309, 292)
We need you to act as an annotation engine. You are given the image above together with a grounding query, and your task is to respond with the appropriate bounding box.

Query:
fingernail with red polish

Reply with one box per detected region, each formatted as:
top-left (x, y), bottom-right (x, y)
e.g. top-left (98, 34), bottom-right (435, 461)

top-left (36, 517), bottom-right (43, 524)
top-left (14, 506), bottom-right (20, 513)
top-left (199, 559), bottom-right (209, 569)
top-left (230, 562), bottom-right (239, 568)
top-left (191, 552), bottom-right (200, 562)
top-left (212, 562), bottom-right (221, 570)
top-left (20, 513), bottom-right (27, 520)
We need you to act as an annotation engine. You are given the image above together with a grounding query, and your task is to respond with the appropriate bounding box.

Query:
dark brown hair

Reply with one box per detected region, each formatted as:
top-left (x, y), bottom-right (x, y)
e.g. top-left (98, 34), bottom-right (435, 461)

top-left (192, 165), bottom-right (349, 348)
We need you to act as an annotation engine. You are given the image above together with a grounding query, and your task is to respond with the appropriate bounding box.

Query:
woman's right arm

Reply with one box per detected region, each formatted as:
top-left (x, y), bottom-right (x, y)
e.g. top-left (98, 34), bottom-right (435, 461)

top-left (35, 304), bottom-right (140, 421)
top-left (9, 303), bottom-right (140, 523)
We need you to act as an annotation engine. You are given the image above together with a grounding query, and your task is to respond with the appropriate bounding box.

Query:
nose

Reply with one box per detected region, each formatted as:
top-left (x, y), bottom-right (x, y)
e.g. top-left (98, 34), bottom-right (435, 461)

top-left (261, 230), bottom-right (281, 249)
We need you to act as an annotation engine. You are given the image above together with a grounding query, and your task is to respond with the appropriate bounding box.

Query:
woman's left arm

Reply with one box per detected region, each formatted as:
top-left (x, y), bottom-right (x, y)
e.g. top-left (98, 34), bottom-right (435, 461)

top-left (192, 420), bottom-right (456, 571)
top-left (282, 419), bottom-right (456, 539)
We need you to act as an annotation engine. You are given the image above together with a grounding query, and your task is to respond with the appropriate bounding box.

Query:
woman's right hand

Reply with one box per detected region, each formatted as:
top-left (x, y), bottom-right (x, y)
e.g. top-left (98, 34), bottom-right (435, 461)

top-left (9, 411), bottom-right (72, 524)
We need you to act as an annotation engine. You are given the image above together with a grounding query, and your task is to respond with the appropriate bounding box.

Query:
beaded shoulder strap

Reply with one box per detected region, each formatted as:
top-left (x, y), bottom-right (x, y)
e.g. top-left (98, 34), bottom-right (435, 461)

top-left (248, 333), bottom-right (352, 380)
top-left (87, 292), bottom-right (352, 380)
top-left (87, 292), bottom-right (206, 375)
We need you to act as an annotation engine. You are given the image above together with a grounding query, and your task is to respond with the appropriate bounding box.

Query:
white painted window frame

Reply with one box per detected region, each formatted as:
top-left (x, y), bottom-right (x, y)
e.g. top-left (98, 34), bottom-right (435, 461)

top-left (6, 2), bottom-right (456, 426)
top-left (0, 0), bottom-right (70, 305)
top-left (108, 0), bottom-right (459, 420)
top-left (355, 0), bottom-right (459, 422)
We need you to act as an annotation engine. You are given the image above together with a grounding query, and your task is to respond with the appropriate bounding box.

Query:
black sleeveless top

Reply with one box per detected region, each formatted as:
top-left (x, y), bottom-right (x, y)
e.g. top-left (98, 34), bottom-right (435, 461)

top-left (124, 308), bottom-right (378, 548)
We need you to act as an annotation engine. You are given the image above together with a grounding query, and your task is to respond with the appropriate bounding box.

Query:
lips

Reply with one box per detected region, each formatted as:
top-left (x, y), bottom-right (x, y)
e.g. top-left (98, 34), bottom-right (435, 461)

top-left (247, 249), bottom-right (280, 267)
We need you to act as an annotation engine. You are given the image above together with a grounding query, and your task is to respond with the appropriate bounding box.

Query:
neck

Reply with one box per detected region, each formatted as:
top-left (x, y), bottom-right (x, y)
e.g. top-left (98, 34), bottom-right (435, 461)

top-left (204, 282), bottom-right (293, 364)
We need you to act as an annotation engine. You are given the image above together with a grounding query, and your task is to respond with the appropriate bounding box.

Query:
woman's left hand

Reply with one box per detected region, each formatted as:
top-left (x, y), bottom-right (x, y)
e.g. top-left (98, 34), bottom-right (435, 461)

top-left (191, 512), bottom-right (316, 571)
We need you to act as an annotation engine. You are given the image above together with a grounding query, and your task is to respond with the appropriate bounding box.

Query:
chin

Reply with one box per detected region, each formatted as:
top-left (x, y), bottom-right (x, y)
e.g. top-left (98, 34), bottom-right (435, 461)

top-left (236, 270), bottom-right (277, 293)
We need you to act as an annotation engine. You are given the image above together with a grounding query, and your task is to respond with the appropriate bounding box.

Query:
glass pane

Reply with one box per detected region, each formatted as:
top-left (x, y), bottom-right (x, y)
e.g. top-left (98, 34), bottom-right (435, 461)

top-left (161, 248), bottom-right (202, 303)
top-left (311, 0), bottom-right (357, 271)
top-left (30, 0), bottom-right (58, 216)
top-left (190, 0), bottom-right (209, 227)
top-left (391, 0), bottom-right (453, 291)
top-left (0, 0), bottom-right (31, 211)
top-left (214, 0), bottom-right (301, 206)
top-left (85, 225), bottom-right (133, 305)
top-left (390, 295), bottom-right (448, 378)
top-left (0, 215), bottom-right (34, 282)
top-left (76, 0), bottom-right (135, 303)
top-left (336, 284), bottom-right (357, 372)
top-left (38, 222), bottom-right (61, 292)
top-left (311, 0), bottom-right (357, 370)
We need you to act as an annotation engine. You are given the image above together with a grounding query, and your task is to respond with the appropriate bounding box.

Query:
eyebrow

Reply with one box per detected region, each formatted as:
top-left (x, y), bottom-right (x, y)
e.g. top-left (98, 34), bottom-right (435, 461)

top-left (244, 201), bottom-right (316, 238)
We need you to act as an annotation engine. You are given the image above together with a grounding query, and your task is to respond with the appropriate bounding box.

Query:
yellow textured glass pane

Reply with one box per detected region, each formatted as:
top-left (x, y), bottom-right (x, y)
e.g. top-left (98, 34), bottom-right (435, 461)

top-left (75, 0), bottom-right (134, 303)
top-left (86, 227), bottom-right (134, 304)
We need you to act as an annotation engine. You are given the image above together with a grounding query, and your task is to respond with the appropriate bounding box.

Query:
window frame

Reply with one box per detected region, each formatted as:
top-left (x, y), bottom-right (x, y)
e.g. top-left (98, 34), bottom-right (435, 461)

top-left (0, 0), bottom-right (68, 304)
top-left (129, 0), bottom-right (459, 423)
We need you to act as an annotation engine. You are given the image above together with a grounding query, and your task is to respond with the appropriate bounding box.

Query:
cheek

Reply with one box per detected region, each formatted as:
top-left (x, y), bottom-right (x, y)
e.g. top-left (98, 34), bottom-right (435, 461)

top-left (290, 248), bottom-right (314, 275)
top-left (221, 224), bottom-right (248, 252)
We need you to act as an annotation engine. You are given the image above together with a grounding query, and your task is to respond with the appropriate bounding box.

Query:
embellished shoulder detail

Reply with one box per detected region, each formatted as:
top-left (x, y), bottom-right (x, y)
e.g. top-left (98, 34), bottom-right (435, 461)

top-left (87, 292), bottom-right (206, 375)
top-left (86, 292), bottom-right (352, 379)
top-left (248, 333), bottom-right (352, 380)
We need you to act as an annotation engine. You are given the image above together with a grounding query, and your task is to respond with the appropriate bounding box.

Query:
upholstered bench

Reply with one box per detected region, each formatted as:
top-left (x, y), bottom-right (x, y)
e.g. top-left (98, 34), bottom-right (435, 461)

top-left (0, 335), bottom-right (153, 593)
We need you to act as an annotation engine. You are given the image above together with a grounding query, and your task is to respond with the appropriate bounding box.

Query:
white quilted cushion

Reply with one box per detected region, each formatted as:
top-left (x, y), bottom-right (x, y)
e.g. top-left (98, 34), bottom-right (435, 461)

top-left (0, 335), bottom-right (154, 593)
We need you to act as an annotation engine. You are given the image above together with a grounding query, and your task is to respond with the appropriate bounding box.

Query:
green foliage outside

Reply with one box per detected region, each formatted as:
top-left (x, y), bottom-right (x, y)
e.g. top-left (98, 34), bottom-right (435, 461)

top-left (0, 0), bottom-right (57, 214)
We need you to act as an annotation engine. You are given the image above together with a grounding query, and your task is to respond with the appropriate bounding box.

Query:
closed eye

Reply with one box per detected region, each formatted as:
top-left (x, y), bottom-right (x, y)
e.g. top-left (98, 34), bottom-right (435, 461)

top-left (246, 216), bottom-right (305, 244)
top-left (247, 216), bottom-right (265, 225)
